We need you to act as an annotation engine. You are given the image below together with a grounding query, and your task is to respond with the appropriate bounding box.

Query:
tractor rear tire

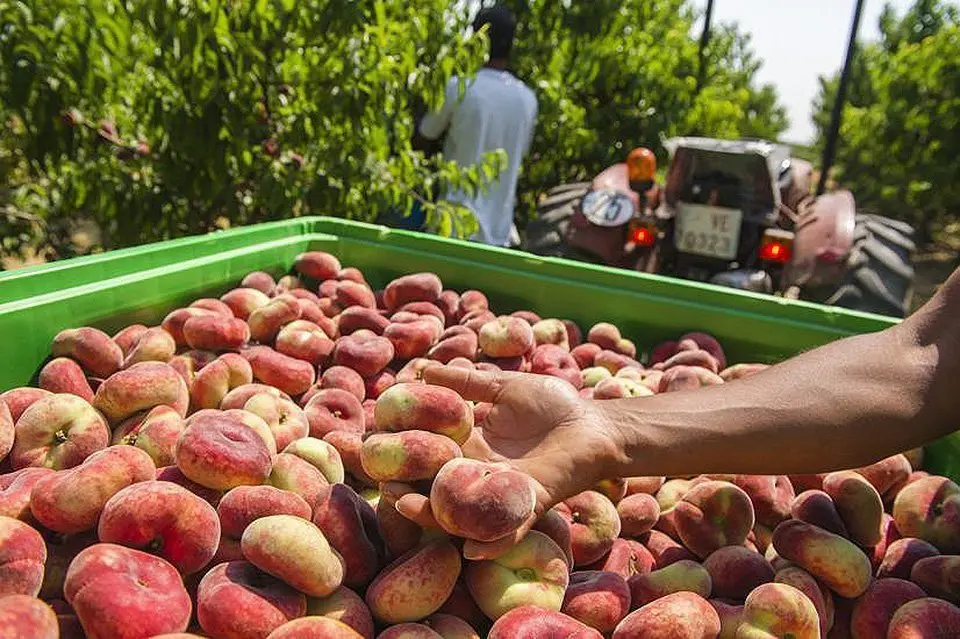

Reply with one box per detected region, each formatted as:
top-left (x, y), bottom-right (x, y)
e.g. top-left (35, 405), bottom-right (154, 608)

top-left (823, 214), bottom-right (916, 317)
top-left (523, 183), bottom-right (590, 258)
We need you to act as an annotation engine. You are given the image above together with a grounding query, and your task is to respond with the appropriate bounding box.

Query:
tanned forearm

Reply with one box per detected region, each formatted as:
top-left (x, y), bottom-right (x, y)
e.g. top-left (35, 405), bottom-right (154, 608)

top-left (601, 268), bottom-right (960, 478)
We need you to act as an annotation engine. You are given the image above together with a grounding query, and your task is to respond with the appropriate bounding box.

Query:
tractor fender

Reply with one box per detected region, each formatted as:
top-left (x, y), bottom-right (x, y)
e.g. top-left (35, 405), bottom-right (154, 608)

top-left (591, 163), bottom-right (661, 212)
top-left (787, 190), bottom-right (857, 289)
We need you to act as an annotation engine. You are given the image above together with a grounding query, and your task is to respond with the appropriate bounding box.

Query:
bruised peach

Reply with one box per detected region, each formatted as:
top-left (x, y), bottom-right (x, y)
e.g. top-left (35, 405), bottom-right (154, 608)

top-left (38, 358), bottom-right (94, 401)
top-left (374, 383), bottom-right (473, 444)
top-left (430, 458), bottom-right (536, 543)
top-left (361, 431), bottom-right (462, 483)
top-left (92, 362), bottom-right (188, 424)
top-left (377, 496), bottom-right (426, 560)
top-left (242, 515), bottom-right (344, 597)
top-left (51, 327), bottom-right (123, 378)
top-left (313, 484), bottom-right (382, 589)
top-left (365, 539), bottom-right (461, 624)
top-left (64, 543), bottom-right (192, 639)
top-left (29, 446), bottom-right (155, 534)
top-left (613, 591), bottom-right (720, 639)
top-left (197, 560), bottom-right (306, 639)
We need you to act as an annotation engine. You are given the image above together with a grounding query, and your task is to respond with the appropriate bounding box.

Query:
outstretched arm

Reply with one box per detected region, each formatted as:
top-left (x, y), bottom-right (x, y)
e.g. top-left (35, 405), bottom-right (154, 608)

top-left (422, 267), bottom-right (960, 518)
top-left (607, 267), bottom-right (960, 477)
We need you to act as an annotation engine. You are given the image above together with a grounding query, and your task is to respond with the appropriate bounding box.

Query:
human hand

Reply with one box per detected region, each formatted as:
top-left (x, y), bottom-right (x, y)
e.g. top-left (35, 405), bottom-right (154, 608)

top-left (390, 365), bottom-right (625, 559)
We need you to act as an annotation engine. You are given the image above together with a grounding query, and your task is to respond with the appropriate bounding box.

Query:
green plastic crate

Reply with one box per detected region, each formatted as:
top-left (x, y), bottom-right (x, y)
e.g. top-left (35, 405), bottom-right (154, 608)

top-left (2, 216), bottom-right (956, 480)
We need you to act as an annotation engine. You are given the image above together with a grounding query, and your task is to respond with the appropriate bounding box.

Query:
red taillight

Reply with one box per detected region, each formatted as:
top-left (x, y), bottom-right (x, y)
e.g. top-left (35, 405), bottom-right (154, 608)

top-left (629, 225), bottom-right (656, 247)
top-left (759, 241), bottom-right (791, 263)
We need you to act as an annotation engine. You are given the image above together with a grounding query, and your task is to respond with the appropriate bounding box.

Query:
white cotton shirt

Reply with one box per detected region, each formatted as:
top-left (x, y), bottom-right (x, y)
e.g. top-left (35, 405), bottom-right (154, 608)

top-left (419, 68), bottom-right (538, 247)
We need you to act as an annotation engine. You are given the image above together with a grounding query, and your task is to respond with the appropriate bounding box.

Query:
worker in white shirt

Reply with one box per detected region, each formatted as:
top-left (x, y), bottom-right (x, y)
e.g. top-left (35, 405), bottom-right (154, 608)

top-left (416, 5), bottom-right (539, 248)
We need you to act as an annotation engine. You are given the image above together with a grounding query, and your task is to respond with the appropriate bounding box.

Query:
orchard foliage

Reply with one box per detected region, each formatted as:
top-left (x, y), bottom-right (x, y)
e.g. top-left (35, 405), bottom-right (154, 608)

top-left (0, 0), bottom-right (493, 258)
top-left (812, 0), bottom-right (960, 242)
top-left (1, 0), bottom-right (786, 260)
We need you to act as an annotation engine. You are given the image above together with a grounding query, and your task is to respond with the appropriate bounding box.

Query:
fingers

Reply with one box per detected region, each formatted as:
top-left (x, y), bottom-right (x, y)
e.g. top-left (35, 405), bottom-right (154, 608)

top-left (422, 365), bottom-right (506, 403)
top-left (394, 492), bottom-right (441, 529)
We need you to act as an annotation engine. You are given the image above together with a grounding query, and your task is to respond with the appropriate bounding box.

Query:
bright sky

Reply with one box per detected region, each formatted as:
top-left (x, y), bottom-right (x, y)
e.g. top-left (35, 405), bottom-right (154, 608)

top-left (692, 0), bottom-right (920, 143)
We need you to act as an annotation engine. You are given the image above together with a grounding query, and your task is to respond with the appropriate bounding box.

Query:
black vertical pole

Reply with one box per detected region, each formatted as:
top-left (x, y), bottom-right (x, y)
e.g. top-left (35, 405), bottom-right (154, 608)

top-left (696, 0), bottom-right (715, 95)
top-left (818, 0), bottom-right (866, 195)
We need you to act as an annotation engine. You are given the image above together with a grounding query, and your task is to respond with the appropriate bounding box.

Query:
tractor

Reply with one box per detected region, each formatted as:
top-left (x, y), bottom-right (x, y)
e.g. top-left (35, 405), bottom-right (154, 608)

top-left (523, 137), bottom-right (916, 317)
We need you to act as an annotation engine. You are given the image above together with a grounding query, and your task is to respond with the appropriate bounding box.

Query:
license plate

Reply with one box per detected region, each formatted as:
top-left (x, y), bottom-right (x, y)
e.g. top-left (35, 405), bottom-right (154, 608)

top-left (674, 204), bottom-right (742, 260)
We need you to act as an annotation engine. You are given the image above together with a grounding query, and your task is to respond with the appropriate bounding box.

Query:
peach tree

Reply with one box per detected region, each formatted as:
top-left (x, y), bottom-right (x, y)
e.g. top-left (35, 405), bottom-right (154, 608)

top-left (0, 0), bottom-right (494, 260)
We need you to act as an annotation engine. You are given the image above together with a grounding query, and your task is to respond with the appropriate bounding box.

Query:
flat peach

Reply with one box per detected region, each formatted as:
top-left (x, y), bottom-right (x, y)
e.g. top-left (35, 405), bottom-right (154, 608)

top-left (98, 480), bottom-right (220, 574)
top-left (64, 543), bottom-right (192, 639)
top-left (242, 515), bottom-right (344, 597)
top-left (365, 539), bottom-right (461, 624)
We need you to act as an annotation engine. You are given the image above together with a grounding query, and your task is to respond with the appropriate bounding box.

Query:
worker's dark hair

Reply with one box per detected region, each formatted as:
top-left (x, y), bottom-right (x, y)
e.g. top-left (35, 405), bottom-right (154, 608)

top-left (473, 5), bottom-right (517, 60)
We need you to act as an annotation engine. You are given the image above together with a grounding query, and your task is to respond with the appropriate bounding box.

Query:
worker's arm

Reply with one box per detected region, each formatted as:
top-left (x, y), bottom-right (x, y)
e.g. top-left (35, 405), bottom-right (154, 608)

top-left (413, 77), bottom-right (460, 155)
top-left (421, 267), bottom-right (960, 516)
top-left (606, 267), bottom-right (960, 478)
